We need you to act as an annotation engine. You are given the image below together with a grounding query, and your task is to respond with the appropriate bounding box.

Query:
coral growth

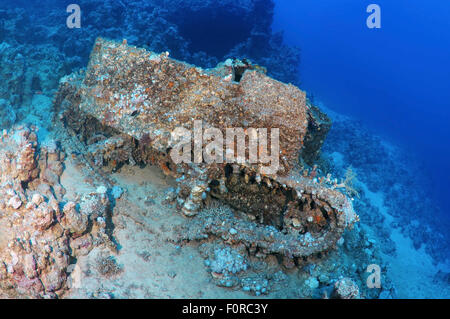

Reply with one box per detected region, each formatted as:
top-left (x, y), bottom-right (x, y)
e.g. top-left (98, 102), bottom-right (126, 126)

top-left (323, 118), bottom-right (450, 263)
top-left (0, 0), bottom-right (300, 85)
top-left (0, 126), bottom-right (111, 298)
top-left (333, 167), bottom-right (360, 199)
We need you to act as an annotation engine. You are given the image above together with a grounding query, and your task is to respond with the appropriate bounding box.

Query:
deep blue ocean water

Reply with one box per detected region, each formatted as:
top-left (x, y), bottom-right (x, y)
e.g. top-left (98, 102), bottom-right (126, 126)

top-left (273, 0), bottom-right (450, 216)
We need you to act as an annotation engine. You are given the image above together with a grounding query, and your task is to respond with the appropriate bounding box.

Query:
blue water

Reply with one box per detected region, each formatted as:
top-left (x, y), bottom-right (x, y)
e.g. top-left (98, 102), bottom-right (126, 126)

top-left (273, 0), bottom-right (450, 216)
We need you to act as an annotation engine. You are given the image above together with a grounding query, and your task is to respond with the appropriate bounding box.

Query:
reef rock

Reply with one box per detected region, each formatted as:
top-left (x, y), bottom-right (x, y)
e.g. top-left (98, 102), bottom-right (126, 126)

top-left (1, 1), bottom-right (300, 85)
top-left (0, 126), bottom-right (111, 298)
top-left (333, 277), bottom-right (361, 299)
top-left (0, 99), bottom-right (17, 129)
top-left (54, 38), bottom-right (357, 261)
top-left (0, 42), bottom-right (67, 107)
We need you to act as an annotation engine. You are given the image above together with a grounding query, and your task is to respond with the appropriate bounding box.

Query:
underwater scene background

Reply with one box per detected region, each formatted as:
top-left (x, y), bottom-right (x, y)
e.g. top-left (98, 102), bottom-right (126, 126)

top-left (0, 0), bottom-right (448, 298)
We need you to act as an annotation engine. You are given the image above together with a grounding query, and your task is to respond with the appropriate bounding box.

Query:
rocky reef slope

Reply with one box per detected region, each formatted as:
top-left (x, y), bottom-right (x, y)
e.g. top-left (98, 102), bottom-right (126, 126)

top-left (0, 126), bottom-right (112, 298)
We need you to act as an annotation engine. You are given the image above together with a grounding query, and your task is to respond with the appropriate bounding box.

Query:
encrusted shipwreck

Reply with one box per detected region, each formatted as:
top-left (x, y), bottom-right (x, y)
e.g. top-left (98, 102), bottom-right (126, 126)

top-left (54, 38), bottom-right (358, 260)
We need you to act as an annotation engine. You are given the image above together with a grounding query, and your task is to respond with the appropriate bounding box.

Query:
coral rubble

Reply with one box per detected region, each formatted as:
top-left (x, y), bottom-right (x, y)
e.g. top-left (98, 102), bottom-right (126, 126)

top-left (0, 126), bottom-right (111, 298)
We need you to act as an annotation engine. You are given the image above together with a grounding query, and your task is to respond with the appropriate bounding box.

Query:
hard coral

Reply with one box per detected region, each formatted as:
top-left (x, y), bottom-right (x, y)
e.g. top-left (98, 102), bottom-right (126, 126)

top-left (0, 126), bottom-right (111, 298)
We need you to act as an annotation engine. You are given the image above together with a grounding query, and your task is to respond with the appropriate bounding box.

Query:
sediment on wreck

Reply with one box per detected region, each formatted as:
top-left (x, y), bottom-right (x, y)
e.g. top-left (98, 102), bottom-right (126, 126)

top-left (53, 38), bottom-right (358, 260)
